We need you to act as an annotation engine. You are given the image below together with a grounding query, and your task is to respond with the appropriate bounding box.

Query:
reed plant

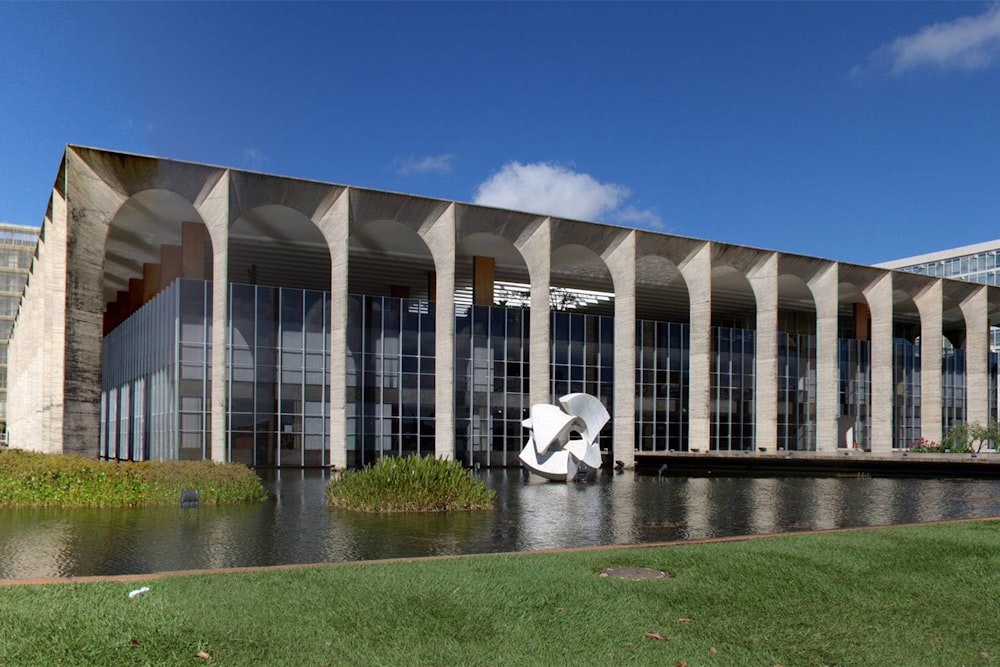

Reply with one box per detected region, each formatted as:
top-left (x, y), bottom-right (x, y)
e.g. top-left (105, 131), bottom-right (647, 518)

top-left (0, 449), bottom-right (267, 508)
top-left (326, 454), bottom-right (495, 511)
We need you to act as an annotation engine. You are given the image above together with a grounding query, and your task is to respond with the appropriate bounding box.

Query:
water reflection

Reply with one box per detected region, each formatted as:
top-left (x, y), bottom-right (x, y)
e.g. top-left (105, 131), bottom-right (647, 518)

top-left (2, 470), bottom-right (999, 579)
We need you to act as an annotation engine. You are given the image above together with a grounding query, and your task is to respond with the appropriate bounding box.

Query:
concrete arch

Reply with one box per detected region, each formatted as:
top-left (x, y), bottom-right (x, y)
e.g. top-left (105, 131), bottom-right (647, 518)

top-left (550, 243), bottom-right (614, 315)
top-left (777, 273), bottom-right (816, 334)
top-left (103, 188), bottom-right (213, 331)
top-left (349, 218), bottom-right (436, 300)
top-left (229, 204), bottom-right (331, 291)
top-left (711, 265), bottom-right (756, 329)
top-left (636, 253), bottom-right (690, 323)
top-left (892, 289), bottom-right (921, 341)
top-left (838, 281), bottom-right (872, 340)
top-left (456, 232), bottom-right (531, 307)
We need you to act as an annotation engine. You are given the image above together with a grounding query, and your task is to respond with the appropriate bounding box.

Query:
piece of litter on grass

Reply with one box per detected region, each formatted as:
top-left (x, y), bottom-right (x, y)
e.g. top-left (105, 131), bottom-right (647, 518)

top-left (128, 586), bottom-right (150, 599)
top-left (196, 650), bottom-right (212, 660)
top-left (129, 638), bottom-right (141, 648)
top-left (644, 632), bottom-right (668, 641)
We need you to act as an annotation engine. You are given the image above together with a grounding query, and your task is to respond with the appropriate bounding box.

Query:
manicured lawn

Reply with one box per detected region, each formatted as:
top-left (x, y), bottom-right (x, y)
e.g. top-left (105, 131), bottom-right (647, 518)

top-left (1, 520), bottom-right (998, 665)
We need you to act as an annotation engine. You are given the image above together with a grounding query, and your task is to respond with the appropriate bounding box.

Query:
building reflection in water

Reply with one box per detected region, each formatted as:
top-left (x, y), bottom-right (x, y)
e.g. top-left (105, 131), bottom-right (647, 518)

top-left (1, 471), bottom-right (999, 580)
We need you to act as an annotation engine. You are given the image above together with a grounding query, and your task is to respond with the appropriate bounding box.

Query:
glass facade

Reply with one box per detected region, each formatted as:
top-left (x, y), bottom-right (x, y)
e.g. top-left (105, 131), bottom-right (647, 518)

top-left (838, 338), bottom-right (871, 449)
top-left (777, 332), bottom-right (817, 451)
top-left (345, 294), bottom-right (435, 469)
top-left (941, 347), bottom-right (966, 433)
top-left (892, 339), bottom-right (921, 448)
top-left (101, 279), bottom-right (211, 461)
top-left (95, 276), bottom-right (977, 465)
top-left (229, 284), bottom-right (330, 467)
top-left (711, 327), bottom-right (756, 451)
top-left (454, 304), bottom-right (530, 467)
top-left (549, 310), bottom-right (615, 451)
top-left (635, 320), bottom-right (689, 452)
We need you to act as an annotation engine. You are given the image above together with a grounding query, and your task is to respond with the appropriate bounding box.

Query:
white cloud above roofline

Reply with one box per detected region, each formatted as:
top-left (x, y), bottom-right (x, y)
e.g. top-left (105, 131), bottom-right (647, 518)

top-left (856, 4), bottom-right (1000, 75)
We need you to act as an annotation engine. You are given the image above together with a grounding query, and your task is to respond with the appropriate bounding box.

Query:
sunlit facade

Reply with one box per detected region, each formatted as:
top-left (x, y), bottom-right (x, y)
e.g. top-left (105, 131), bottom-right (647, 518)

top-left (9, 147), bottom-right (1000, 467)
top-left (0, 223), bottom-right (38, 437)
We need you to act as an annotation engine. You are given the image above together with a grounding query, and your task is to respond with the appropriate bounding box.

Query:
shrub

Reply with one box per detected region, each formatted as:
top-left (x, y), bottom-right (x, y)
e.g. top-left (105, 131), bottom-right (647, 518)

top-left (326, 455), bottom-right (495, 512)
top-left (0, 449), bottom-right (267, 508)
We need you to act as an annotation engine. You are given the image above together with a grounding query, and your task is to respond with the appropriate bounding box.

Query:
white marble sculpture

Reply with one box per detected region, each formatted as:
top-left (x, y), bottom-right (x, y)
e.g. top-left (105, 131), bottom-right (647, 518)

top-left (519, 393), bottom-right (610, 481)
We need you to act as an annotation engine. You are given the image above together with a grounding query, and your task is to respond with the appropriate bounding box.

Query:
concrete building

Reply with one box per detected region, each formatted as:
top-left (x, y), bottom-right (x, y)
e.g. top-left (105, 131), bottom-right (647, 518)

top-left (0, 223), bottom-right (40, 439)
top-left (879, 240), bottom-right (1000, 351)
top-left (9, 146), bottom-right (1000, 467)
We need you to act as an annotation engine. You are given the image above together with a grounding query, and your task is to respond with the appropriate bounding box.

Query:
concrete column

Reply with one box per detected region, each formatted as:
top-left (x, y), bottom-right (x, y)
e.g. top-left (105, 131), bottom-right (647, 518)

top-left (181, 221), bottom-right (206, 280)
top-left (316, 189), bottom-right (350, 469)
top-left (748, 254), bottom-right (778, 451)
top-left (44, 197), bottom-right (68, 453)
top-left (961, 287), bottom-right (990, 426)
top-left (422, 203), bottom-right (457, 460)
top-left (915, 280), bottom-right (943, 443)
top-left (864, 273), bottom-right (893, 453)
top-left (63, 151), bottom-right (127, 457)
top-left (604, 230), bottom-right (636, 468)
top-left (472, 256), bottom-right (495, 306)
top-left (195, 171), bottom-right (230, 463)
top-left (680, 242), bottom-right (712, 451)
top-left (515, 218), bottom-right (551, 410)
top-left (809, 263), bottom-right (839, 451)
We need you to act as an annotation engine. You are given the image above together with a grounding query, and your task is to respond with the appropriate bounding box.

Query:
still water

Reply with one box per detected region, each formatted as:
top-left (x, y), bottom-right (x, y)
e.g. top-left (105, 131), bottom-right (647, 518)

top-left (2, 470), bottom-right (1000, 579)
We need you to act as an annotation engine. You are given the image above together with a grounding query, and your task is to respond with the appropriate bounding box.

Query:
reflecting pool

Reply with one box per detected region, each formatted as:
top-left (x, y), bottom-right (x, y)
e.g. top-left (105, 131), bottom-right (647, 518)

top-left (2, 470), bottom-right (1000, 579)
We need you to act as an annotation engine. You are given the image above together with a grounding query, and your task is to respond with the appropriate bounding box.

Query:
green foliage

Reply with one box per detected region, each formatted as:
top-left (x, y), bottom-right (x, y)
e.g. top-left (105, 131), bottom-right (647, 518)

top-left (910, 419), bottom-right (1000, 453)
top-left (326, 455), bottom-right (495, 512)
top-left (1, 521), bottom-right (998, 665)
top-left (0, 449), bottom-right (267, 508)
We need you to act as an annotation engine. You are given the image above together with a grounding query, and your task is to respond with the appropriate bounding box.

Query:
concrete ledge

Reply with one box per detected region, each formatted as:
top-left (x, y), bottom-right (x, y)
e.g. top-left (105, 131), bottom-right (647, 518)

top-left (635, 450), bottom-right (1000, 478)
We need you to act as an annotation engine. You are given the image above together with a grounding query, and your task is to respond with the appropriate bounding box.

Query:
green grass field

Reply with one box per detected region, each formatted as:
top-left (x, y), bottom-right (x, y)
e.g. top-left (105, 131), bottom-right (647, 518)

top-left (1, 520), bottom-right (998, 666)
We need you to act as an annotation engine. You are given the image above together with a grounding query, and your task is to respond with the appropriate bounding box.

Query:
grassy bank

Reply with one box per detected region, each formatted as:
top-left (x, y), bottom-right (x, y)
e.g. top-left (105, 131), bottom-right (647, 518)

top-left (1, 520), bottom-right (998, 665)
top-left (0, 449), bottom-right (267, 508)
top-left (326, 455), bottom-right (495, 511)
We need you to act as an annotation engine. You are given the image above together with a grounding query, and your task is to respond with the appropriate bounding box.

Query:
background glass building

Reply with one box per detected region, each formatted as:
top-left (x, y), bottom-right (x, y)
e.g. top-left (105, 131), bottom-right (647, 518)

top-left (0, 223), bottom-right (39, 440)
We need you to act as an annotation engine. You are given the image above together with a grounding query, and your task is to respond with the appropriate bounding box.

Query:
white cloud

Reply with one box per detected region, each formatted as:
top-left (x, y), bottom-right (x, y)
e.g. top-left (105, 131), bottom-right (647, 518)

top-left (394, 153), bottom-right (455, 176)
top-left (614, 205), bottom-right (663, 230)
top-left (860, 5), bottom-right (1000, 74)
top-left (243, 148), bottom-right (267, 169)
top-left (473, 162), bottom-right (632, 222)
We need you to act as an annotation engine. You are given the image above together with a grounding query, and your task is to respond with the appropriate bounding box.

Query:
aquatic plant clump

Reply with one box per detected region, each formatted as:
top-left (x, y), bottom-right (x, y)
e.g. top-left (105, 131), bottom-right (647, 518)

top-left (0, 449), bottom-right (268, 508)
top-left (326, 455), bottom-right (495, 512)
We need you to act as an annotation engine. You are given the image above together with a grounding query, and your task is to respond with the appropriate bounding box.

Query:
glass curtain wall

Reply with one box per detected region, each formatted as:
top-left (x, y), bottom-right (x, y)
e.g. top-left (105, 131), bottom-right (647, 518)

top-left (777, 333), bottom-right (817, 450)
top-left (550, 310), bottom-right (614, 451)
top-left (454, 304), bottom-right (530, 467)
top-left (892, 338), bottom-right (921, 448)
top-left (941, 348), bottom-right (966, 433)
top-left (101, 279), bottom-right (211, 461)
top-left (635, 320), bottom-right (689, 451)
top-left (345, 295), bottom-right (435, 468)
top-left (838, 339), bottom-right (871, 449)
top-left (711, 327), bottom-right (756, 451)
top-left (228, 284), bottom-right (330, 467)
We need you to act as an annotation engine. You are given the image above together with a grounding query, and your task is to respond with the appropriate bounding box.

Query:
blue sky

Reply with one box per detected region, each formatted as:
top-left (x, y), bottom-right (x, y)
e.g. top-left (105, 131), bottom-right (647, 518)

top-left (2, 2), bottom-right (999, 265)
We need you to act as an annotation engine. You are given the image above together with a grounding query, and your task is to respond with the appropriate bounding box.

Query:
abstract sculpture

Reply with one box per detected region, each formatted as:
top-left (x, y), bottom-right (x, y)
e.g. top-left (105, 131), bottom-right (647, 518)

top-left (519, 393), bottom-right (610, 481)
